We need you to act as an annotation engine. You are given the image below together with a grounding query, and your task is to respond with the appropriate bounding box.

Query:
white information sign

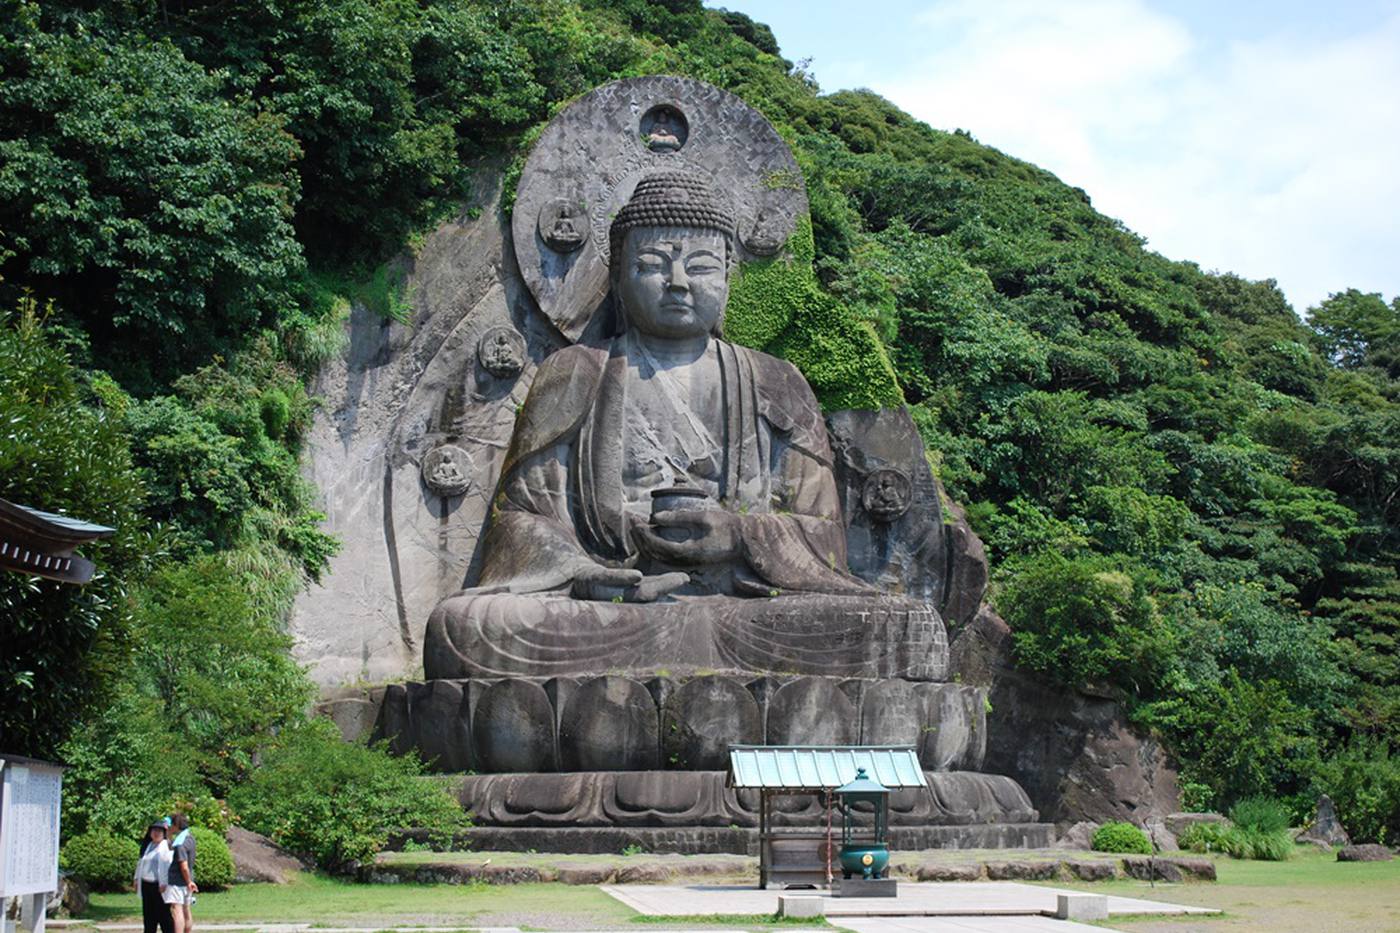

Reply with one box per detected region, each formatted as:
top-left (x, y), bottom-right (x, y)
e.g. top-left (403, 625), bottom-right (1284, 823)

top-left (0, 757), bottom-right (64, 897)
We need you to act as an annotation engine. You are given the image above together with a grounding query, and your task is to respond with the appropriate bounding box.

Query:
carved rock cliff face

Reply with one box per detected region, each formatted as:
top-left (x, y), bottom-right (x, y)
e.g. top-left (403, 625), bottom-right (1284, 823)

top-left (290, 164), bottom-right (562, 685)
top-left (949, 610), bottom-right (1181, 826)
top-left (291, 165), bottom-right (1176, 827)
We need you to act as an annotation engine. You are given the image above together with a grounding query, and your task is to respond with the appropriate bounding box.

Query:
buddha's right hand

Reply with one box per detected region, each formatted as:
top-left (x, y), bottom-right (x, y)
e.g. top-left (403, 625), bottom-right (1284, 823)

top-left (568, 561), bottom-right (688, 602)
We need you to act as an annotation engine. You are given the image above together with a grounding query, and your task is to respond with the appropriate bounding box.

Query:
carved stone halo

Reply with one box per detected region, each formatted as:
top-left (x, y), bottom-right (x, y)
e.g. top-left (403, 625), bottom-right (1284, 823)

top-left (537, 197), bottom-right (586, 254)
top-left (862, 468), bottom-right (913, 523)
top-left (511, 76), bottom-right (809, 343)
top-left (422, 444), bottom-right (473, 498)
top-left (477, 326), bottom-right (526, 379)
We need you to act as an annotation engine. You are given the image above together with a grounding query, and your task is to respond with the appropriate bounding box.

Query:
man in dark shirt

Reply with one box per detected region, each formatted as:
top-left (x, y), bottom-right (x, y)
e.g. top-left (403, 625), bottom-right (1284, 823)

top-left (161, 812), bottom-right (198, 933)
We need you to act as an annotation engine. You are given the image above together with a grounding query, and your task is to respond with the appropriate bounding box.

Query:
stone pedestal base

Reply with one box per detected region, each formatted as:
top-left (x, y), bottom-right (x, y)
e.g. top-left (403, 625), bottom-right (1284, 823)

top-left (837, 878), bottom-right (897, 897)
top-left (437, 822), bottom-right (1056, 855)
top-left (457, 769), bottom-right (1038, 827)
top-left (376, 673), bottom-right (989, 774)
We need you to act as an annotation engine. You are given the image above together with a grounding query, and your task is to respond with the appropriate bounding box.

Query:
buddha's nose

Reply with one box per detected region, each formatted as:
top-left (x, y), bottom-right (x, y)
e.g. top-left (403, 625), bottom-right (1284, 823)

top-left (667, 265), bottom-right (690, 291)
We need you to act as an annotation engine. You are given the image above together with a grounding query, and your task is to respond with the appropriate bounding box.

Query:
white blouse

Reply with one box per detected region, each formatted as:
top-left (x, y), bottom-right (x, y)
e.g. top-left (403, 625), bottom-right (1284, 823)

top-left (134, 839), bottom-right (172, 885)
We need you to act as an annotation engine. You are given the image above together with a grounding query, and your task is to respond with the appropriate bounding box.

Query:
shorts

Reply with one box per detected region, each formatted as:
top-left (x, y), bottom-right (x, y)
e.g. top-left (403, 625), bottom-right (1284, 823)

top-left (162, 885), bottom-right (193, 906)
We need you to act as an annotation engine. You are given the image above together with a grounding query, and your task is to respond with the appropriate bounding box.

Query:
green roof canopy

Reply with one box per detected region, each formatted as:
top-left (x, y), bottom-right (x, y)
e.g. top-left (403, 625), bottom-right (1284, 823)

top-left (727, 745), bottom-right (925, 790)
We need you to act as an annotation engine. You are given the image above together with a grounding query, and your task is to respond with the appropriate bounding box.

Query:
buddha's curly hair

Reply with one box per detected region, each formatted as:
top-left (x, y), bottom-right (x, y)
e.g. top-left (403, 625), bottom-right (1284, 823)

top-left (608, 170), bottom-right (736, 262)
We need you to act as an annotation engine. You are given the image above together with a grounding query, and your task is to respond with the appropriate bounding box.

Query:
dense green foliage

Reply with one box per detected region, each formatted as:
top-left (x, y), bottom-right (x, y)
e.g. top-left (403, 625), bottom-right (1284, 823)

top-left (1178, 821), bottom-right (1232, 854)
top-left (0, 302), bottom-right (148, 756)
top-left (1, 0), bottom-right (1396, 844)
top-left (60, 831), bottom-right (141, 891)
top-left (1091, 821), bottom-right (1152, 855)
top-left (1178, 799), bottom-right (1295, 860)
top-left (1311, 740), bottom-right (1400, 844)
top-left (190, 826), bottom-right (236, 889)
top-left (228, 721), bottom-right (468, 869)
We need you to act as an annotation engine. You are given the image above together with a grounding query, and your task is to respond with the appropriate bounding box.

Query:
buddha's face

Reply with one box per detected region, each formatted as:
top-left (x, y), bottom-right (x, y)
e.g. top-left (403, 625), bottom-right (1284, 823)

top-left (617, 226), bottom-right (728, 340)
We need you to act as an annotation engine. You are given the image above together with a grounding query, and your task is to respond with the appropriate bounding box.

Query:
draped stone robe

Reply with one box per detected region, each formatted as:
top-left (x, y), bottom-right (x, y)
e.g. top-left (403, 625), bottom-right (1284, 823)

top-left (474, 334), bottom-right (871, 597)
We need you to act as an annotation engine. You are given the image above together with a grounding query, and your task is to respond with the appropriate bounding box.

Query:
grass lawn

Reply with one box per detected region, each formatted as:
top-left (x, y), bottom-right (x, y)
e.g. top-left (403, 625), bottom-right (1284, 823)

top-left (80, 847), bottom-right (1400, 931)
top-left (83, 874), bottom-right (636, 930)
top-left (79, 873), bottom-right (819, 931)
top-left (1044, 847), bottom-right (1400, 931)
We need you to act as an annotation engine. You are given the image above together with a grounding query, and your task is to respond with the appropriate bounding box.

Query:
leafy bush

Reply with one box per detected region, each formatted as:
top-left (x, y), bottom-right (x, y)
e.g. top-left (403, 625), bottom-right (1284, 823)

top-left (130, 556), bottom-right (315, 794)
top-left (1223, 826), bottom-right (1293, 861)
top-left (1091, 822), bottom-right (1153, 854)
top-left (58, 688), bottom-right (203, 839)
top-left (189, 826), bottom-right (235, 889)
top-left (1000, 551), bottom-right (1176, 693)
top-left (1228, 796), bottom-right (1292, 834)
top-left (228, 721), bottom-right (467, 870)
top-left (1175, 799), bottom-right (1297, 861)
top-left (60, 831), bottom-right (141, 891)
top-left (1178, 821), bottom-right (1232, 854)
top-left (1311, 739), bottom-right (1400, 844)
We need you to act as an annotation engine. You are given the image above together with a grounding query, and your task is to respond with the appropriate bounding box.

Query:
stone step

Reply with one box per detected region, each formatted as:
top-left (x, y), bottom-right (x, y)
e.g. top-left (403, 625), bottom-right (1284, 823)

top-left (388, 822), bottom-right (1056, 855)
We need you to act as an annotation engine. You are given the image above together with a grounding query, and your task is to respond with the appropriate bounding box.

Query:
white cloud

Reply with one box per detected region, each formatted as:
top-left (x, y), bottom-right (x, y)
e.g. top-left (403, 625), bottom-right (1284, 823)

top-left (872, 0), bottom-right (1400, 312)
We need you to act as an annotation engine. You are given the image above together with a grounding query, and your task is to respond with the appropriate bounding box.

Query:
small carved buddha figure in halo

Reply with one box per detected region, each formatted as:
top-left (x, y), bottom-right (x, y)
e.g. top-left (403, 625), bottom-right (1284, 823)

top-left (423, 171), bottom-right (905, 680)
top-left (646, 110), bottom-right (683, 152)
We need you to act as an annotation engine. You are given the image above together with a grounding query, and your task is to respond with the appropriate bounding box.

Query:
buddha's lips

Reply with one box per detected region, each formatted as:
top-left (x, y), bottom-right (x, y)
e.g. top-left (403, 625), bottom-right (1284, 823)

top-left (660, 301), bottom-right (693, 312)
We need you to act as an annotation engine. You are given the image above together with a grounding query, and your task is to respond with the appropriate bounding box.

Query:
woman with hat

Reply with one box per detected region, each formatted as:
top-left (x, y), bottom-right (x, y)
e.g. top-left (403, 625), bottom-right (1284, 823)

top-left (133, 819), bottom-right (174, 933)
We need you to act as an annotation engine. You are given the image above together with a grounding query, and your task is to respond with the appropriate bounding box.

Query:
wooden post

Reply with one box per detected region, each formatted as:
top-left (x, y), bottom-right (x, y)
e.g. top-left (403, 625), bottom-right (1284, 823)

top-left (758, 790), bottom-right (768, 889)
top-left (824, 790), bottom-right (833, 887)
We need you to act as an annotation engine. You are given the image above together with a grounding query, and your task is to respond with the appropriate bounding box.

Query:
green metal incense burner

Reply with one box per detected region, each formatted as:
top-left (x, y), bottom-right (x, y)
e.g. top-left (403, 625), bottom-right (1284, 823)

top-left (835, 768), bottom-right (890, 880)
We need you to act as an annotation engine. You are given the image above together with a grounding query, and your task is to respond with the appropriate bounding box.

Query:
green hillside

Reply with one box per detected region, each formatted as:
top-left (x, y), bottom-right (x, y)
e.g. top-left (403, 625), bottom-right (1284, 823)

top-left (2, 0), bottom-right (1397, 854)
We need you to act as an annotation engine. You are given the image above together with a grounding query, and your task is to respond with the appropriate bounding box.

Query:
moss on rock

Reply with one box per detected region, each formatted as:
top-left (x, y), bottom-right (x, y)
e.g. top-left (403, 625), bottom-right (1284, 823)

top-left (727, 213), bottom-right (902, 410)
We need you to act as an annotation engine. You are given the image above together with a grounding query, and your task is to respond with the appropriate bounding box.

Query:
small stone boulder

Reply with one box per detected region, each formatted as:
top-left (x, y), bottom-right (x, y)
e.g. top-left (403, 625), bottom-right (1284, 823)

top-left (1062, 859), bottom-right (1117, 881)
top-left (1056, 821), bottom-right (1099, 850)
top-left (482, 864), bottom-right (542, 884)
top-left (558, 864), bottom-right (615, 885)
top-left (1122, 857), bottom-right (1181, 883)
top-left (45, 875), bottom-right (88, 918)
top-left (1297, 795), bottom-right (1351, 849)
top-left (1120, 856), bottom-right (1215, 882)
top-left (1338, 844), bottom-right (1394, 862)
top-left (915, 863), bottom-right (983, 881)
top-left (227, 826), bottom-right (304, 884)
top-left (986, 860), bottom-right (1057, 881)
top-left (1164, 812), bottom-right (1226, 837)
top-left (615, 863), bottom-right (673, 883)
top-left (1165, 857), bottom-right (1216, 881)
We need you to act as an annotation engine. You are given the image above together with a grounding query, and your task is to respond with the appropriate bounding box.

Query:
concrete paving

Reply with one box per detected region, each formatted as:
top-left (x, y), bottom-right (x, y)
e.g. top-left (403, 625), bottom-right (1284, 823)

top-left (600, 882), bottom-right (1218, 918)
top-left (833, 917), bottom-right (1114, 933)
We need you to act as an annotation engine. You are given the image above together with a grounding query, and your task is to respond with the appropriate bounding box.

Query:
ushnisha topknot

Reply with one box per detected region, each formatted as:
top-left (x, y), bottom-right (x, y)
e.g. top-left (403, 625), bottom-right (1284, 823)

top-left (608, 170), bottom-right (736, 261)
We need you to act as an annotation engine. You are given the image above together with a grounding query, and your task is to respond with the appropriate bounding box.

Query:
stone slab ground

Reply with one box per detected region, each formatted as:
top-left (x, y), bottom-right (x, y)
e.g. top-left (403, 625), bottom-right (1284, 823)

top-left (836, 918), bottom-right (1111, 933)
top-left (371, 848), bottom-right (1216, 885)
top-left (599, 882), bottom-right (1217, 919)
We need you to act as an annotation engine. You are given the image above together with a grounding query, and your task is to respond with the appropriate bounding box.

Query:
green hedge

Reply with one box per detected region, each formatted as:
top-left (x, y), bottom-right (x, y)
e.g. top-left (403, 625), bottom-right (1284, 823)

top-left (1091, 821), bottom-right (1153, 854)
top-left (61, 830), bottom-right (141, 891)
top-left (190, 826), bottom-right (235, 888)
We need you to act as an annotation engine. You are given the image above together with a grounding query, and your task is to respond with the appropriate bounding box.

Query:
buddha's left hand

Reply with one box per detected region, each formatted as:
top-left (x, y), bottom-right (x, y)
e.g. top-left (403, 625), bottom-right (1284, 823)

top-left (636, 509), bottom-right (741, 565)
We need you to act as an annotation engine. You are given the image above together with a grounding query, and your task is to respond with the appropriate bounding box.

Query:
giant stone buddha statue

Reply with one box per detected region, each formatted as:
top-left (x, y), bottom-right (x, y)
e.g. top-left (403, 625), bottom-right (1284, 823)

top-left (372, 78), bottom-right (1047, 845)
top-left (424, 171), bottom-right (945, 683)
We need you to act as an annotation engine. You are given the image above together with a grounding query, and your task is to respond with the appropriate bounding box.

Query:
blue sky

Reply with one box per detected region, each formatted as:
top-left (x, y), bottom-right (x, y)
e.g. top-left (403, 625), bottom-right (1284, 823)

top-left (713, 0), bottom-right (1400, 314)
